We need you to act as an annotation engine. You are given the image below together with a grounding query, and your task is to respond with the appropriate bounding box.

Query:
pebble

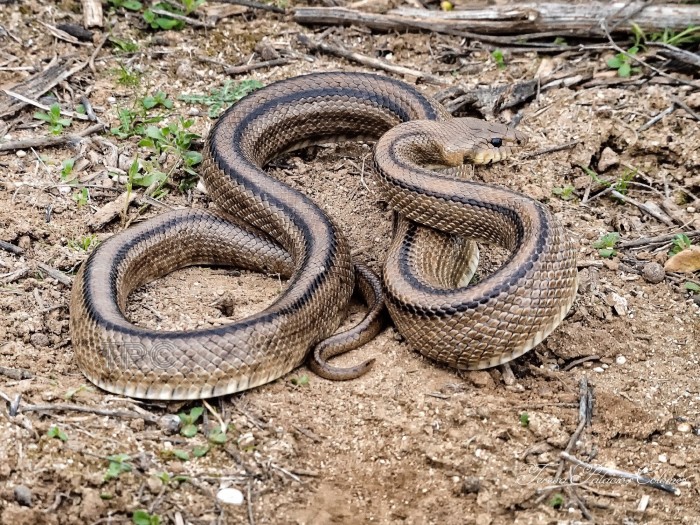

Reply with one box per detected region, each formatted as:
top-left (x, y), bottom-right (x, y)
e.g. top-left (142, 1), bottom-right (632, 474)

top-left (158, 414), bottom-right (181, 435)
top-left (593, 367), bottom-right (605, 373)
top-left (14, 485), bottom-right (32, 507)
top-left (29, 332), bottom-right (50, 347)
top-left (107, 96), bottom-right (116, 104)
top-left (615, 355), bottom-right (627, 365)
top-left (188, 107), bottom-right (200, 116)
top-left (217, 487), bottom-right (244, 505)
top-left (16, 150), bottom-right (26, 158)
top-left (658, 453), bottom-right (668, 463)
top-left (688, 206), bottom-right (696, 213)
top-left (678, 422), bottom-right (692, 433)
top-left (642, 262), bottom-right (665, 284)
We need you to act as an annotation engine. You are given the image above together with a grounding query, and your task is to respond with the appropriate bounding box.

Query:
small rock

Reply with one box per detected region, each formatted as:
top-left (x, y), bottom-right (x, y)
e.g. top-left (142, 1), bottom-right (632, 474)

top-left (642, 262), bottom-right (665, 284)
top-left (158, 414), bottom-right (181, 435)
top-left (29, 332), bottom-right (49, 348)
top-left (176, 61), bottom-right (192, 78)
top-left (107, 96), bottom-right (116, 104)
top-left (670, 455), bottom-right (686, 467)
top-left (461, 477), bottom-right (481, 494)
top-left (593, 367), bottom-right (605, 373)
top-left (16, 150), bottom-right (26, 158)
top-left (237, 432), bottom-right (255, 449)
top-left (615, 355), bottom-right (627, 365)
top-left (465, 371), bottom-right (494, 389)
top-left (217, 487), bottom-right (244, 505)
top-left (188, 107), bottom-right (200, 116)
top-left (597, 147), bottom-right (619, 172)
top-left (664, 246), bottom-right (700, 273)
top-left (607, 292), bottom-right (628, 316)
top-left (14, 485), bottom-right (32, 507)
top-left (677, 422), bottom-right (692, 433)
top-left (658, 453), bottom-right (668, 463)
top-left (146, 476), bottom-right (163, 494)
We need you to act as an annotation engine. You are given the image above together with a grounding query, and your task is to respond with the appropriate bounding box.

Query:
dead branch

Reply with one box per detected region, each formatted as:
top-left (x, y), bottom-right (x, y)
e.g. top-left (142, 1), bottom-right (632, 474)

top-left (81, 0), bottom-right (103, 28)
top-left (215, 0), bottom-right (285, 14)
top-left (295, 3), bottom-right (700, 37)
top-left (225, 58), bottom-right (291, 76)
top-left (297, 34), bottom-right (447, 85)
top-left (0, 122), bottom-right (105, 152)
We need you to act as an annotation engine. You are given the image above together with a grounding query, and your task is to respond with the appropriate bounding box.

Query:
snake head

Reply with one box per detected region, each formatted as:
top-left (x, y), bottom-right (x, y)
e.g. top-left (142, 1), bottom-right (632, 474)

top-left (440, 118), bottom-right (528, 166)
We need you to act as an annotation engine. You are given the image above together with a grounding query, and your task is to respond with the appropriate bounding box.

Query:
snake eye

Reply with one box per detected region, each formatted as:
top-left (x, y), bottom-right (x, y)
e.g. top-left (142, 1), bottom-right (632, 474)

top-left (490, 138), bottom-right (503, 148)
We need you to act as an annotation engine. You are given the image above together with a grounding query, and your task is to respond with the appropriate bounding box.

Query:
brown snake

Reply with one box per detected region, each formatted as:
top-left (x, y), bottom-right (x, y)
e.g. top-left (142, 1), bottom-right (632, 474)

top-left (70, 72), bottom-right (578, 400)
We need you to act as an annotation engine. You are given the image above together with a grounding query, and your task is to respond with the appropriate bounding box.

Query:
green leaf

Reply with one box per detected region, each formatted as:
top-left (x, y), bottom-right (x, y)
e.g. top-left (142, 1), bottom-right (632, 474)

top-left (172, 449), bottom-right (190, 461)
top-left (104, 454), bottom-right (132, 481)
top-left (133, 509), bottom-right (161, 525)
top-left (685, 282), bottom-right (700, 292)
top-left (592, 232), bottom-right (620, 250)
top-left (121, 0), bottom-right (143, 10)
top-left (598, 248), bottom-right (617, 259)
top-left (208, 426), bottom-right (228, 444)
top-left (290, 374), bottom-right (310, 386)
top-left (142, 96), bottom-right (157, 109)
top-left (133, 170), bottom-right (166, 188)
top-left (34, 111), bottom-right (52, 122)
top-left (607, 55), bottom-right (624, 69)
top-left (144, 126), bottom-right (166, 142)
top-left (47, 425), bottom-right (68, 441)
top-left (183, 150), bottom-right (202, 166)
top-left (549, 493), bottom-right (564, 509)
top-left (181, 424), bottom-right (198, 438)
top-left (193, 444), bottom-right (210, 457)
top-left (618, 62), bottom-right (632, 77)
top-left (519, 413), bottom-right (529, 427)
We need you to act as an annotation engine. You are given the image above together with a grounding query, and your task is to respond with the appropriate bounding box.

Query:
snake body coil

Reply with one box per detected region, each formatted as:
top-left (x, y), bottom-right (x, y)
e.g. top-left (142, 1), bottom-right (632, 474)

top-left (70, 72), bottom-right (578, 400)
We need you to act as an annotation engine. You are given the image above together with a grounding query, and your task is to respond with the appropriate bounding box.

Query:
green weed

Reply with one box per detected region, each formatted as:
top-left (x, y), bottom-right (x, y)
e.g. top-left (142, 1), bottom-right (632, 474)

top-left (491, 49), bottom-right (506, 69)
top-left (133, 509), bottom-right (161, 525)
top-left (552, 185), bottom-right (575, 200)
top-left (34, 103), bottom-right (71, 135)
top-left (109, 37), bottom-right (139, 53)
top-left (104, 453), bottom-right (132, 481)
top-left (179, 79), bottom-right (263, 118)
top-left (593, 232), bottom-right (620, 259)
top-left (669, 233), bottom-right (693, 255)
top-left (607, 47), bottom-right (641, 77)
top-left (47, 425), bottom-right (68, 442)
top-left (178, 406), bottom-right (204, 438)
top-left (143, 2), bottom-right (185, 30)
top-left (112, 64), bottom-right (142, 86)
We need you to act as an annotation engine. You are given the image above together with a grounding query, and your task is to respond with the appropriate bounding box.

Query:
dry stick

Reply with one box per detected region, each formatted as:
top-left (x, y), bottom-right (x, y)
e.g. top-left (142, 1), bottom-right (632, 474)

top-left (610, 190), bottom-right (675, 227)
top-left (89, 32), bottom-right (110, 75)
top-left (247, 480), bottom-right (255, 525)
top-left (2, 89), bottom-right (91, 121)
top-left (0, 366), bottom-right (33, 380)
top-left (0, 122), bottom-right (105, 151)
top-left (620, 230), bottom-right (700, 249)
top-left (560, 452), bottom-right (681, 496)
top-left (648, 41), bottom-right (700, 69)
top-left (297, 34), bottom-right (446, 85)
top-left (225, 58), bottom-right (291, 76)
top-left (562, 355), bottom-right (600, 371)
top-left (81, 0), bottom-right (103, 28)
top-left (0, 239), bottom-right (24, 255)
top-left (521, 140), bottom-right (580, 159)
top-left (216, 0), bottom-right (285, 14)
top-left (637, 103), bottom-right (675, 132)
top-left (149, 8), bottom-right (215, 28)
top-left (36, 262), bottom-right (73, 286)
top-left (671, 96), bottom-right (700, 122)
top-left (21, 402), bottom-right (160, 423)
top-left (601, 21), bottom-right (700, 91)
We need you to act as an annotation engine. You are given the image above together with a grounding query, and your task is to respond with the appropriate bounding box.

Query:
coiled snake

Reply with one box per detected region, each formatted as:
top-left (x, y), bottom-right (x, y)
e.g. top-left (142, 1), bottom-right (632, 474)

top-left (70, 72), bottom-right (578, 400)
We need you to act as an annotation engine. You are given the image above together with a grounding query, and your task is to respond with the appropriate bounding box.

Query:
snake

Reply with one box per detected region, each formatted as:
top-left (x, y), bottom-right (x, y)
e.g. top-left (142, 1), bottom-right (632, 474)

top-left (69, 72), bottom-right (578, 400)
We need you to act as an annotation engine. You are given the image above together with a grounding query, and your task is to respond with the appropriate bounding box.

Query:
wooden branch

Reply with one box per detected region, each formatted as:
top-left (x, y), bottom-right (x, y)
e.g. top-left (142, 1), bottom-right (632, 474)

top-left (297, 34), bottom-right (446, 85)
top-left (81, 0), bottom-right (103, 28)
top-left (295, 3), bottom-right (700, 36)
top-left (0, 123), bottom-right (105, 152)
top-left (225, 58), bottom-right (291, 76)
top-left (214, 0), bottom-right (285, 14)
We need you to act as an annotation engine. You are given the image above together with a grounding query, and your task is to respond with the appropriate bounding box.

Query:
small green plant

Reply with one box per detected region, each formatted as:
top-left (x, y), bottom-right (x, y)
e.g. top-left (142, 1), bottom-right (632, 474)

top-left (155, 472), bottom-right (189, 484)
top-left (669, 233), bottom-right (693, 255)
top-left (68, 234), bottom-right (99, 252)
top-left (519, 413), bottom-right (529, 427)
top-left (181, 0), bottom-right (205, 14)
top-left (632, 23), bottom-right (700, 48)
top-left (193, 445), bottom-right (210, 457)
top-left (578, 164), bottom-right (610, 187)
top-left (73, 187), bottom-right (89, 207)
top-left (607, 47), bottom-right (641, 77)
top-left (549, 493), bottom-right (565, 509)
top-left (491, 49), bottom-right (506, 69)
top-left (113, 64), bottom-right (142, 87)
top-left (34, 103), bottom-right (72, 135)
top-left (47, 425), bottom-right (68, 441)
top-left (143, 2), bottom-right (186, 30)
top-left (142, 91), bottom-right (173, 110)
top-left (553, 37), bottom-right (568, 46)
top-left (178, 406), bottom-right (204, 437)
top-left (110, 37), bottom-right (139, 53)
top-left (100, 492), bottom-right (113, 500)
top-left (179, 79), bottom-right (263, 118)
top-left (111, 108), bottom-right (164, 139)
top-left (208, 425), bottom-right (228, 445)
top-left (60, 158), bottom-right (75, 181)
top-left (139, 119), bottom-right (202, 176)
top-left (64, 383), bottom-right (93, 400)
top-left (172, 449), bottom-right (190, 461)
top-left (593, 232), bottom-right (620, 259)
top-left (552, 185), bottom-right (575, 201)
top-left (133, 509), bottom-right (161, 525)
top-left (104, 453), bottom-right (132, 481)
top-left (613, 167), bottom-right (637, 195)
top-left (290, 374), bottom-right (310, 387)
top-left (109, 0), bottom-right (143, 10)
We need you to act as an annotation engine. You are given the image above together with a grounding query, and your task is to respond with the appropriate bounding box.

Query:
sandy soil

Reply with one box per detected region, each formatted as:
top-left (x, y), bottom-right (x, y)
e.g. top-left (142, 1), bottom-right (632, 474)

top-left (1, 1), bottom-right (699, 524)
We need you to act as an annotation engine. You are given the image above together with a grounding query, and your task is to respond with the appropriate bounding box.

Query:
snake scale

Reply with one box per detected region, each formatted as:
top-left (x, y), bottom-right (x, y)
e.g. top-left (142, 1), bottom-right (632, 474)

top-left (70, 72), bottom-right (578, 400)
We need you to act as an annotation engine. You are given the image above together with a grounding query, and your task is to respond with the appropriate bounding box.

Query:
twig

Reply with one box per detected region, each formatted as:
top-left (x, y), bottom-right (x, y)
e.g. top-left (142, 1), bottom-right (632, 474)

top-left (601, 21), bottom-right (700, 91)
top-left (215, 0), bottom-right (285, 14)
top-left (247, 480), bottom-right (255, 525)
top-left (150, 8), bottom-right (215, 28)
top-left (2, 89), bottom-right (91, 120)
top-left (610, 190), bottom-right (675, 226)
top-left (560, 452), bottom-right (681, 496)
top-left (0, 366), bottom-right (33, 380)
top-left (562, 355), bottom-right (600, 371)
top-left (0, 122), bottom-right (105, 151)
top-left (89, 32), bottom-right (110, 75)
top-left (225, 58), bottom-right (291, 76)
top-left (20, 402), bottom-right (160, 423)
top-left (0, 240), bottom-right (24, 255)
top-left (671, 96), bottom-right (700, 122)
top-left (619, 230), bottom-right (700, 249)
top-left (521, 140), bottom-right (580, 159)
top-left (82, 0), bottom-right (103, 28)
top-left (36, 262), bottom-right (73, 286)
top-left (647, 41), bottom-right (700, 69)
top-left (297, 34), bottom-right (446, 85)
top-left (637, 103), bottom-right (675, 132)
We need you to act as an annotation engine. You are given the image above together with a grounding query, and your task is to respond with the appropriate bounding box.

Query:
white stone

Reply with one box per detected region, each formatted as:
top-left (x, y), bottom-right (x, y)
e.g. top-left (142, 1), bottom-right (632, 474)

top-left (593, 367), bottom-right (605, 373)
top-left (616, 355), bottom-right (627, 365)
top-left (677, 422), bottom-right (692, 433)
top-left (16, 150), bottom-right (26, 158)
top-left (658, 454), bottom-right (668, 463)
top-left (217, 487), bottom-right (244, 505)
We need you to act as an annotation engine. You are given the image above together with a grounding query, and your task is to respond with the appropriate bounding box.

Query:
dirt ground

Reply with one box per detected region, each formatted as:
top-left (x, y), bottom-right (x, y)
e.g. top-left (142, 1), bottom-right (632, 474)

top-left (1, 1), bottom-right (700, 524)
